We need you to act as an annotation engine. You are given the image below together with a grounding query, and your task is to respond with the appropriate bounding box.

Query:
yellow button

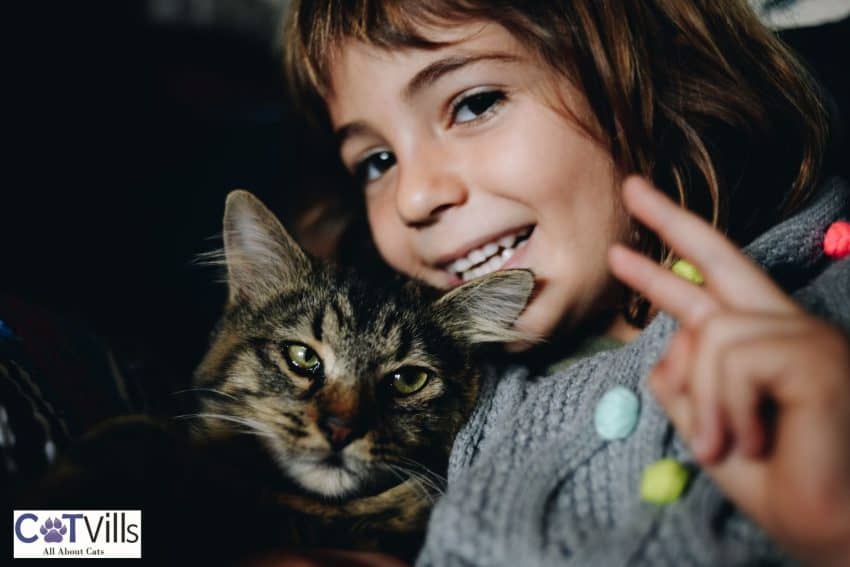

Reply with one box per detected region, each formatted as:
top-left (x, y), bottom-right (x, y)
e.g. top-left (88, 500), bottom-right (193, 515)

top-left (640, 458), bottom-right (690, 504)
top-left (671, 259), bottom-right (704, 285)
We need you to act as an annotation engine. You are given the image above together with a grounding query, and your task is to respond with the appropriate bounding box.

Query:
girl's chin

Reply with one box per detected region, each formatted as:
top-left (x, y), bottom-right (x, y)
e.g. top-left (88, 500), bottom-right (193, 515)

top-left (502, 309), bottom-right (554, 352)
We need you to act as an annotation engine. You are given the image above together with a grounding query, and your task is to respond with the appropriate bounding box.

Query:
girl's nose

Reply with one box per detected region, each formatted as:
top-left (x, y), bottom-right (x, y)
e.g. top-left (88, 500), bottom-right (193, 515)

top-left (395, 158), bottom-right (467, 227)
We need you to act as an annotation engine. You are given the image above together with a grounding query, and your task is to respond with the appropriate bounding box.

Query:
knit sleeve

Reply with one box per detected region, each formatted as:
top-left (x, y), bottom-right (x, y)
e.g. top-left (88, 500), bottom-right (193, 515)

top-left (792, 257), bottom-right (850, 333)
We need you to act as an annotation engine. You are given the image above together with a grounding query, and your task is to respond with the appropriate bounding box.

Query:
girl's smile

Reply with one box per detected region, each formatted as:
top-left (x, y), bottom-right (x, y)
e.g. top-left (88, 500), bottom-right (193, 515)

top-left (326, 22), bottom-right (634, 344)
top-left (440, 223), bottom-right (534, 283)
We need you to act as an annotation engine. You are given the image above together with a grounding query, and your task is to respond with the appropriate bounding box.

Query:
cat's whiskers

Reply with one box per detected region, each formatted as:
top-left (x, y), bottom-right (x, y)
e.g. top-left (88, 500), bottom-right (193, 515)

top-left (381, 464), bottom-right (437, 504)
top-left (394, 455), bottom-right (448, 486)
top-left (381, 463), bottom-right (407, 487)
top-left (170, 388), bottom-right (239, 401)
top-left (173, 412), bottom-right (277, 440)
top-left (403, 467), bottom-right (445, 499)
top-left (383, 456), bottom-right (447, 501)
top-left (385, 461), bottom-right (445, 502)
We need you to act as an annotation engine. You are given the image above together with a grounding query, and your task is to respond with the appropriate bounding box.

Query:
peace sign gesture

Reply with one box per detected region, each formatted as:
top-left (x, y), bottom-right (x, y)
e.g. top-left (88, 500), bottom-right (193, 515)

top-left (608, 176), bottom-right (850, 566)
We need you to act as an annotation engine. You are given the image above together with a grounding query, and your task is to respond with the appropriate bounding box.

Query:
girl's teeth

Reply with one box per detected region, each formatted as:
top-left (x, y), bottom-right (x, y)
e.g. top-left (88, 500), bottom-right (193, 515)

top-left (450, 226), bottom-right (533, 279)
top-left (461, 251), bottom-right (509, 282)
top-left (452, 257), bottom-right (472, 272)
top-left (485, 255), bottom-right (502, 271)
top-left (468, 249), bottom-right (486, 264)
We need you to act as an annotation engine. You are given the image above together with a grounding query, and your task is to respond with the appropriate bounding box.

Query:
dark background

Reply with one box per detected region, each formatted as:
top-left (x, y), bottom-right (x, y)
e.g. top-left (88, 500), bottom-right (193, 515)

top-left (1, 1), bottom-right (350, 410)
top-left (2, 3), bottom-right (847, 411)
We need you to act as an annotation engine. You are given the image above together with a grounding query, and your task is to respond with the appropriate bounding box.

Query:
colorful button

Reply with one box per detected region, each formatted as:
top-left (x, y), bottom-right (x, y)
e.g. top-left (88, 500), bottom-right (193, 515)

top-left (824, 221), bottom-right (850, 259)
top-left (671, 259), bottom-right (704, 285)
top-left (594, 386), bottom-right (640, 440)
top-left (640, 458), bottom-right (690, 504)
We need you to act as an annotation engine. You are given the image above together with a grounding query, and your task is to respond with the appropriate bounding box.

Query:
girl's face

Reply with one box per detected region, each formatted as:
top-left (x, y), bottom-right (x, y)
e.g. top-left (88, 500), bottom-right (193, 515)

top-left (327, 22), bottom-right (632, 343)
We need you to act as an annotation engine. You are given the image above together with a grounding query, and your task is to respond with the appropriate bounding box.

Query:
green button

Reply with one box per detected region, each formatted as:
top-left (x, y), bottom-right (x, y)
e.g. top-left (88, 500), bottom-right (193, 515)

top-left (671, 259), bottom-right (704, 285)
top-left (640, 458), bottom-right (690, 504)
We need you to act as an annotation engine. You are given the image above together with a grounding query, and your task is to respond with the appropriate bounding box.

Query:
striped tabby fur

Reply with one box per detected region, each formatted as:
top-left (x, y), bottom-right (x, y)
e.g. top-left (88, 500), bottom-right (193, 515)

top-left (189, 190), bottom-right (534, 554)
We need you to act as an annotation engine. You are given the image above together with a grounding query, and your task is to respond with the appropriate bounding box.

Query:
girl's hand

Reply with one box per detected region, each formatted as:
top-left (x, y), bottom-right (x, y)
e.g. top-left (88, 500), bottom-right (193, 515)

top-left (608, 176), bottom-right (850, 566)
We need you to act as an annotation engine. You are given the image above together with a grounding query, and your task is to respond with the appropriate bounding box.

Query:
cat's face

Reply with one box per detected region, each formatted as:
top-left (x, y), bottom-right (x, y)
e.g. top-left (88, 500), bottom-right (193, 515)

top-left (193, 191), bottom-right (533, 499)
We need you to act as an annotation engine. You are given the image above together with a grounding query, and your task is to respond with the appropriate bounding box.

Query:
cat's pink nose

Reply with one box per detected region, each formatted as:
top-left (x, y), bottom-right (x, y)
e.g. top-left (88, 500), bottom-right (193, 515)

top-left (321, 415), bottom-right (354, 451)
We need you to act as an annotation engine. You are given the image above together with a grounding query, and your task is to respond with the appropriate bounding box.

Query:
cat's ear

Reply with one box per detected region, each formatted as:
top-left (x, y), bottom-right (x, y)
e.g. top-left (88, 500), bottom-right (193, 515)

top-left (222, 190), bottom-right (310, 305)
top-left (434, 269), bottom-right (537, 344)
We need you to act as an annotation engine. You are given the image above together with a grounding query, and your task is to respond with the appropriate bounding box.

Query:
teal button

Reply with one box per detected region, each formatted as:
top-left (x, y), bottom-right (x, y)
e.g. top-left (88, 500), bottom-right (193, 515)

top-left (594, 386), bottom-right (640, 440)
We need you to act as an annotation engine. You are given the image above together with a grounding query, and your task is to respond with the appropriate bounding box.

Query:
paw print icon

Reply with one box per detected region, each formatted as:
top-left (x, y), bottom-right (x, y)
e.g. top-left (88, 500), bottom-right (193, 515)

top-left (40, 518), bottom-right (67, 543)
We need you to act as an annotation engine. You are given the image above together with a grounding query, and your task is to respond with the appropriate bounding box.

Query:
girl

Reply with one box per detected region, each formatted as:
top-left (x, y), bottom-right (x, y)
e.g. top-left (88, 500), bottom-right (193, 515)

top-left (283, 1), bottom-right (850, 565)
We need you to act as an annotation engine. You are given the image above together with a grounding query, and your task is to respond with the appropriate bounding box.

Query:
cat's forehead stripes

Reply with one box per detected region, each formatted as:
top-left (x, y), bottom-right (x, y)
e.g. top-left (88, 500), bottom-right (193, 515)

top-left (386, 321), bottom-right (414, 364)
top-left (193, 331), bottom-right (243, 389)
top-left (311, 304), bottom-right (325, 341)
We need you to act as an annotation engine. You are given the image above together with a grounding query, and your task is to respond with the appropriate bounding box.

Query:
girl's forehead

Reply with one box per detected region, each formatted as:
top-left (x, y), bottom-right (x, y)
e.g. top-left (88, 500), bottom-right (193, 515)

top-left (325, 21), bottom-right (532, 104)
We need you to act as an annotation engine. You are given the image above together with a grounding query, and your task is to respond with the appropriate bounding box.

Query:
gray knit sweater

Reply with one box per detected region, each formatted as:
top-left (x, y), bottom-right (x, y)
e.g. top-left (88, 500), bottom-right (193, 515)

top-left (417, 177), bottom-right (850, 566)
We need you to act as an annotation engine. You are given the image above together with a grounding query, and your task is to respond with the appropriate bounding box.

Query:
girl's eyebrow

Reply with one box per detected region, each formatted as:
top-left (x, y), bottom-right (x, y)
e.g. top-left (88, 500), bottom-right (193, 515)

top-left (335, 121), bottom-right (373, 147)
top-left (335, 52), bottom-right (519, 146)
top-left (402, 52), bottom-right (519, 101)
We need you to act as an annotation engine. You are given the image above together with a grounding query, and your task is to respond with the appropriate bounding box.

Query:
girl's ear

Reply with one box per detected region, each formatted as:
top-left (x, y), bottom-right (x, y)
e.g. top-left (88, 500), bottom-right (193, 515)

top-left (434, 269), bottom-right (537, 344)
top-left (222, 190), bottom-right (311, 306)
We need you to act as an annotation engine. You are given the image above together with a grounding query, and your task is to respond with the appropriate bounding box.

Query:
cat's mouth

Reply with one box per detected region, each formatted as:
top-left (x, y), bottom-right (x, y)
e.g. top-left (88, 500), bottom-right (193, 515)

top-left (283, 452), bottom-right (399, 500)
top-left (323, 453), bottom-right (345, 468)
top-left (285, 456), bottom-right (360, 498)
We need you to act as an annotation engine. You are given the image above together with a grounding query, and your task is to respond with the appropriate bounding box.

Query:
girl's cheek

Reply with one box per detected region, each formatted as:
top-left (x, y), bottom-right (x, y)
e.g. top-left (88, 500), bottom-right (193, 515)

top-left (366, 198), bottom-right (414, 273)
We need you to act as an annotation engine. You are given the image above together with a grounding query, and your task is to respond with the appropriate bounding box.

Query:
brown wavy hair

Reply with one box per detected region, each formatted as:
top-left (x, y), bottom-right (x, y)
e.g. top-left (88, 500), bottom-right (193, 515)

top-left (282, 0), bottom-right (829, 325)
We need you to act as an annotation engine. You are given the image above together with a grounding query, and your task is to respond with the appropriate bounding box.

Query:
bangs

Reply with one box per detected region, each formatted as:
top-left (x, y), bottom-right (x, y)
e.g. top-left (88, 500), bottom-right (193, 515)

top-left (285, 1), bottom-right (540, 98)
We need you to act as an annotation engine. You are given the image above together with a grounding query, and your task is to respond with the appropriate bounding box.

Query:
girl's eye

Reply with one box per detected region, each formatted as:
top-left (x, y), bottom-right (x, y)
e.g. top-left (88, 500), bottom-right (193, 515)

top-left (388, 367), bottom-right (431, 396)
top-left (353, 150), bottom-right (396, 186)
top-left (452, 90), bottom-right (506, 125)
top-left (285, 343), bottom-right (322, 376)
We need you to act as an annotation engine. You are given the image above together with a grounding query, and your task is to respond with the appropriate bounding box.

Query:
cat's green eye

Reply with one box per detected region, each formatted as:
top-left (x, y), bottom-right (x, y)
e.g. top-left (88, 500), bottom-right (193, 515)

top-left (390, 368), bottom-right (431, 396)
top-left (285, 343), bottom-right (322, 375)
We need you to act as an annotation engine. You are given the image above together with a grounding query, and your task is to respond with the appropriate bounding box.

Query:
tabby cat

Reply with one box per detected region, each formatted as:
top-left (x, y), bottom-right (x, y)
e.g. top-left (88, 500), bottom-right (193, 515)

top-left (188, 190), bottom-right (534, 555)
top-left (21, 190), bottom-right (534, 562)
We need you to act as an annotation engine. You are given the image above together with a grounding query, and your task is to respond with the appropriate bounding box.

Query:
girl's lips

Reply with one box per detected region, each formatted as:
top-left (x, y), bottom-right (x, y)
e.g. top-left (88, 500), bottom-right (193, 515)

top-left (442, 226), bottom-right (535, 288)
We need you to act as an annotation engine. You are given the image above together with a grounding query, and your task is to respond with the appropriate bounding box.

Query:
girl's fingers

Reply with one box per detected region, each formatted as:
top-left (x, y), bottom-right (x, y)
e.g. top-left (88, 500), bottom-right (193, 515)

top-left (620, 176), bottom-right (798, 315)
top-left (658, 328), bottom-right (693, 393)
top-left (608, 244), bottom-right (719, 327)
top-left (651, 346), bottom-right (771, 527)
top-left (657, 313), bottom-right (809, 463)
top-left (649, 363), bottom-right (694, 439)
top-left (719, 340), bottom-right (771, 458)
